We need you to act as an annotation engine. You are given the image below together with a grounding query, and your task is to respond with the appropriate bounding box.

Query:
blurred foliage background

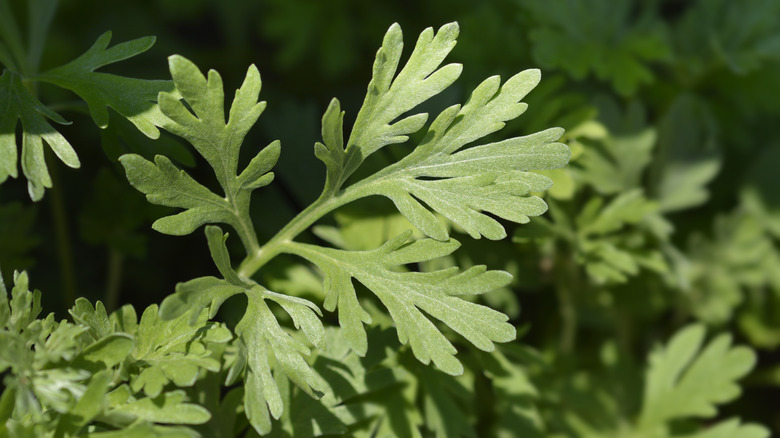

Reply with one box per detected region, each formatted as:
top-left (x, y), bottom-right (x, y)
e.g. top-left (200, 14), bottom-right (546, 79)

top-left (1, 0), bottom-right (780, 435)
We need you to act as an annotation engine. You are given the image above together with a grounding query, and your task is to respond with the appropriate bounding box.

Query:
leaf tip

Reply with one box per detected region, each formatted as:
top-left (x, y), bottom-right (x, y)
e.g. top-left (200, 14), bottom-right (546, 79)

top-left (438, 21), bottom-right (460, 39)
top-left (95, 31), bottom-right (112, 48)
top-left (384, 23), bottom-right (403, 45)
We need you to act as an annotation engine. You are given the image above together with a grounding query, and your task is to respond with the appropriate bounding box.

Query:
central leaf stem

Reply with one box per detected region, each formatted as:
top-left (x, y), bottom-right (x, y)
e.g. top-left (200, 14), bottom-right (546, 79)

top-left (236, 182), bottom-right (373, 278)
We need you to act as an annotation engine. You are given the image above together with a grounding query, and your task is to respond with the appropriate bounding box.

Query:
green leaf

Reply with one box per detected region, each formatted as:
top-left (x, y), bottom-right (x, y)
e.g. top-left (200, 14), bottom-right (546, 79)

top-left (98, 110), bottom-right (195, 167)
top-left (0, 269), bottom-right (10, 330)
top-left (268, 375), bottom-right (350, 438)
top-left (37, 32), bottom-right (173, 139)
top-left (578, 189), bottom-right (657, 236)
top-left (480, 347), bottom-right (544, 438)
top-left (417, 364), bottom-right (476, 438)
top-left (522, 0), bottom-right (669, 95)
top-left (75, 333), bottom-right (134, 370)
top-left (87, 423), bottom-right (200, 438)
top-left (8, 271), bottom-right (41, 332)
top-left (575, 128), bottom-right (656, 194)
top-left (0, 273), bottom-right (102, 427)
top-left (317, 22), bottom-right (463, 190)
top-left (0, 69), bottom-right (77, 200)
top-left (679, 418), bottom-right (770, 438)
top-left (685, 211), bottom-right (780, 325)
top-left (570, 190), bottom-right (667, 284)
top-left (159, 276), bottom-right (244, 323)
top-left (235, 287), bottom-right (326, 435)
top-left (535, 167), bottom-right (574, 200)
top-left (29, 367), bottom-right (90, 415)
top-left (159, 55), bottom-right (266, 184)
top-left (0, 384), bottom-right (15, 427)
top-left (69, 298), bottom-right (113, 341)
top-left (580, 241), bottom-right (640, 284)
top-left (159, 226), bottom-right (249, 322)
top-left (121, 56), bottom-right (279, 253)
top-left (110, 304), bottom-right (139, 335)
top-left (2, 28), bottom-right (175, 200)
top-left (282, 326), bottom-right (415, 437)
top-left (315, 98), bottom-right (346, 193)
top-left (119, 154), bottom-right (236, 236)
top-left (54, 371), bottom-right (110, 436)
top-left (108, 390), bottom-right (211, 425)
top-left (192, 380), bottom-right (243, 438)
top-left (639, 324), bottom-right (757, 430)
top-left (316, 82), bottom-right (566, 241)
top-left (308, 329), bottom-right (424, 438)
top-left (342, 68), bottom-right (569, 241)
top-left (155, 226), bottom-right (325, 435)
top-left (282, 231), bottom-right (515, 375)
top-left (129, 305), bottom-right (226, 398)
top-left (652, 94), bottom-right (721, 212)
top-left (237, 139), bottom-right (280, 190)
top-left (673, 0), bottom-right (780, 76)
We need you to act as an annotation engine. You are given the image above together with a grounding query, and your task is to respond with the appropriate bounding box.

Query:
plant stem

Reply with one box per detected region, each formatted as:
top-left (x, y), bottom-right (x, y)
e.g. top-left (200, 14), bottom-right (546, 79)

top-left (232, 206), bottom-right (260, 257)
top-left (236, 182), bottom-right (370, 278)
top-left (555, 250), bottom-right (578, 355)
top-left (223, 179), bottom-right (260, 257)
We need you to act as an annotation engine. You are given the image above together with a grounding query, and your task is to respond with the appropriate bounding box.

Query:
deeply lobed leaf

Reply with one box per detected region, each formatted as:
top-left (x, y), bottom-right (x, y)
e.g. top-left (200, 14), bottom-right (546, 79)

top-left (337, 66), bottom-right (570, 241)
top-left (120, 154), bottom-right (236, 236)
top-left (37, 32), bottom-right (174, 138)
top-left (121, 56), bottom-right (279, 253)
top-left (522, 0), bottom-right (669, 95)
top-left (0, 70), bottom-right (77, 200)
top-left (159, 227), bottom-right (326, 435)
top-left (1, 31), bottom-right (174, 200)
top-left (282, 231), bottom-right (515, 375)
top-left (316, 22), bottom-right (463, 192)
top-left (639, 324), bottom-right (758, 430)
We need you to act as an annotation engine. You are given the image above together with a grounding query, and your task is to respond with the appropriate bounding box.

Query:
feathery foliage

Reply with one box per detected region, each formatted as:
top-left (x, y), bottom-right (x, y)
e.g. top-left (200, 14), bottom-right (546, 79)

top-left (1, 2), bottom-right (776, 436)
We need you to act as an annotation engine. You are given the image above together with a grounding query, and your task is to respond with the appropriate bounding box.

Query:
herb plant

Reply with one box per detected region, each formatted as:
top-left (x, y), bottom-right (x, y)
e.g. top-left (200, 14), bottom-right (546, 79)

top-left (1, 1), bottom-right (776, 437)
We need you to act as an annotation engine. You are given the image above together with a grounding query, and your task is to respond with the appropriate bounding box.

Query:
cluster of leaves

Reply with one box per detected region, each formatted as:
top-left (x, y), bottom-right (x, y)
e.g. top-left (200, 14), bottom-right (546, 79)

top-left (0, 270), bottom-right (226, 437)
top-left (114, 22), bottom-right (571, 434)
top-left (243, 0), bottom-right (780, 433)
top-left (0, 0), bottom-right (173, 201)
top-left (2, 0), bottom-right (778, 436)
top-left (0, 268), bottom-right (767, 437)
top-left (510, 0), bottom-right (780, 349)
